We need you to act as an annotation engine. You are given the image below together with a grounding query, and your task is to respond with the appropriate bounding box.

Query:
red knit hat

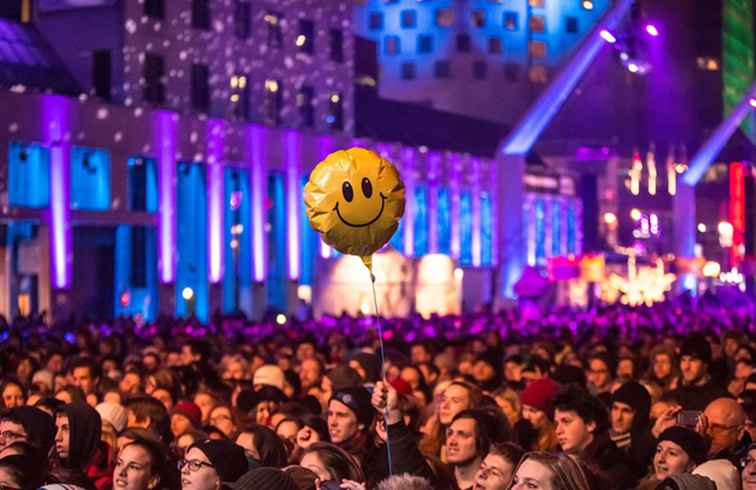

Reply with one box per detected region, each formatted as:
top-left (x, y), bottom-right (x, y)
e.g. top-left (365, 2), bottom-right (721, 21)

top-left (171, 401), bottom-right (202, 428)
top-left (520, 377), bottom-right (559, 413)
top-left (390, 377), bottom-right (412, 396)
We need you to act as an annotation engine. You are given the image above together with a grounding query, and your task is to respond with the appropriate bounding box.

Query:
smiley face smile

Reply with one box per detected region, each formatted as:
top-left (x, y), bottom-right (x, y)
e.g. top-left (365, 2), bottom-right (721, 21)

top-left (333, 193), bottom-right (387, 227)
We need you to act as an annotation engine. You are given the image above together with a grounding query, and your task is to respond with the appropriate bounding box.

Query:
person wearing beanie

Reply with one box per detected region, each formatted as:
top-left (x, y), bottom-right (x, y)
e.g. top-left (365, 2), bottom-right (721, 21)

top-left (637, 426), bottom-right (711, 490)
top-left (181, 439), bottom-right (248, 490)
top-left (669, 335), bottom-right (730, 411)
top-left (171, 402), bottom-right (203, 438)
top-left (327, 387), bottom-right (374, 469)
top-left (610, 381), bottom-right (656, 475)
top-left (254, 365), bottom-right (286, 391)
top-left (236, 386), bottom-right (288, 427)
top-left (226, 467), bottom-right (298, 490)
top-left (520, 378), bottom-right (559, 452)
top-left (96, 402), bottom-right (128, 433)
top-left (472, 349), bottom-right (503, 392)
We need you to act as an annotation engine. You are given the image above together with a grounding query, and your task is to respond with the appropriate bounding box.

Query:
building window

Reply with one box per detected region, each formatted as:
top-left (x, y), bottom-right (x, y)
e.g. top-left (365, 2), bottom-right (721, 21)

top-left (418, 34), bottom-right (433, 53)
top-left (471, 10), bottom-right (486, 27)
top-left (264, 79), bottom-right (282, 126)
top-left (503, 11), bottom-right (518, 30)
top-left (488, 37), bottom-right (502, 54)
top-left (325, 30), bottom-right (342, 63)
top-left (529, 64), bottom-right (548, 83)
top-left (265, 11), bottom-right (283, 48)
top-left (566, 16), bottom-right (578, 33)
top-left (328, 93), bottom-right (343, 131)
top-left (191, 0), bottom-right (211, 30)
top-left (234, 1), bottom-right (251, 39)
top-left (144, 0), bottom-right (164, 19)
top-left (385, 36), bottom-right (400, 55)
top-left (297, 19), bottom-right (314, 54)
top-left (473, 61), bottom-right (487, 80)
top-left (401, 62), bottom-right (416, 80)
top-left (529, 0), bottom-right (545, 7)
top-left (697, 56), bottom-right (720, 70)
top-left (369, 12), bottom-right (383, 30)
top-left (530, 15), bottom-right (545, 33)
top-left (436, 8), bottom-right (454, 27)
top-left (297, 85), bottom-right (314, 128)
top-left (434, 60), bottom-right (450, 78)
top-left (529, 40), bottom-right (547, 58)
top-left (401, 9), bottom-right (417, 28)
top-left (143, 53), bottom-right (164, 104)
top-left (457, 33), bottom-right (471, 53)
top-left (191, 63), bottom-right (210, 112)
top-left (230, 74), bottom-right (250, 120)
top-left (504, 63), bottom-right (520, 82)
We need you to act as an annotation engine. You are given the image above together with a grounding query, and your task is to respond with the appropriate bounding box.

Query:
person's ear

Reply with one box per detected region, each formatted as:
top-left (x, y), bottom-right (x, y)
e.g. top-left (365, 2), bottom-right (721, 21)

top-left (586, 420), bottom-right (597, 434)
top-left (147, 475), bottom-right (160, 489)
top-left (358, 423), bottom-right (365, 431)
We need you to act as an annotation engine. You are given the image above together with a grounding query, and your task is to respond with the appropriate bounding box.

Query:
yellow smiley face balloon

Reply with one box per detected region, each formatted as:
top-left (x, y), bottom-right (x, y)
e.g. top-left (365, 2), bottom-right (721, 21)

top-left (304, 147), bottom-right (405, 270)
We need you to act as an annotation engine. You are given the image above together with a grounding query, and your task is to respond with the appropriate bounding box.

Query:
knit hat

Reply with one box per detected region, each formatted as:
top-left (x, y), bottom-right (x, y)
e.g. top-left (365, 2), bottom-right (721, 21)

top-left (681, 335), bottom-right (712, 365)
top-left (31, 369), bottom-right (55, 392)
top-left (520, 378), bottom-right (560, 413)
top-left (657, 474), bottom-right (716, 490)
top-left (692, 460), bottom-right (740, 490)
top-left (171, 401), bottom-right (202, 428)
top-left (389, 377), bottom-right (412, 396)
top-left (325, 365), bottom-right (363, 392)
top-left (189, 439), bottom-right (248, 483)
top-left (350, 352), bottom-right (381, 383)
top-left (330, 386), bottom-right (374, 427)
top-left (658, 427), bottom-right (710, 465)
top-left (226, 467), bottom-right (298, 490)
top-left (236, 387), bottom-right (288, 414)
top-left (283, 466), bottom-right (318, 490)
top-left (254, 365), bottom-right (285, 390)
top-left (611, 381), bottom-right (651, 429)
top-left (96, 402), bottom-right (128, 433)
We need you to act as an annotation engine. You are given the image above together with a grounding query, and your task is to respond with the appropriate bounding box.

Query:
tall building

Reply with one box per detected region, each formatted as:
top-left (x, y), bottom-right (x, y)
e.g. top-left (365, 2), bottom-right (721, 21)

top-left (353, 0), bottom-right (611, 122)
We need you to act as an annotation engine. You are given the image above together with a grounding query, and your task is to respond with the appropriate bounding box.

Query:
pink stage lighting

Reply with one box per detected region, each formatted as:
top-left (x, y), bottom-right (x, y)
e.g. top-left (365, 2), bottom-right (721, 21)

top-left (645, 24), bottom-right (659, 37)
top-left (600, 30), bottom-right (617, 44)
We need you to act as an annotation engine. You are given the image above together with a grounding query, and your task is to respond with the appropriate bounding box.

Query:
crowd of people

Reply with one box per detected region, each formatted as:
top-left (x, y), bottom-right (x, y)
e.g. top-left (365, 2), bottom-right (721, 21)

top-left (1, 298), bottom-right (756, 490)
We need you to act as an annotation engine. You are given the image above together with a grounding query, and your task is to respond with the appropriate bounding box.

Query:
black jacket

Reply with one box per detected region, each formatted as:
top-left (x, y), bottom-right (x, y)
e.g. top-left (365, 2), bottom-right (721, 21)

top-left (669, 381), bottom-right (731, 411)
top-left (365, 421), bottom-right (441, 489)
top-left (582, 433), bottom-right (637, 490)
top-left (626, 429), bottom-right (656, 476)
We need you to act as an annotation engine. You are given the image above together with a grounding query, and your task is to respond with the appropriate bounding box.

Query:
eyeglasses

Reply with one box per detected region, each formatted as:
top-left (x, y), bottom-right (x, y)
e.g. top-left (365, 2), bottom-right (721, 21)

top-left (741, 456), bottom-right (756, 469)
top-left (707, 423), bottom-right (741, 434)
top-left (178, 459), bottom-right (215, 472)
top-left (0, 431), bottom-right (27, 441)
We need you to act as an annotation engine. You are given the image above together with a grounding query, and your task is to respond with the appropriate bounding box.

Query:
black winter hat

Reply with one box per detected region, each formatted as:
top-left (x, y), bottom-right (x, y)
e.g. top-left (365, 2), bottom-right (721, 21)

top-left (611, 381), bottom-right (651, 429)
top-left (680, 335), bottom-right (712, 365)
top-left (330, 386), bottom-right (374, 428)
top-left (189, 439), bottom-right (248, 484)
top-left (658, 427), bottom-right (710, 465)
top-left (226, 467), bottom-right (298, 490)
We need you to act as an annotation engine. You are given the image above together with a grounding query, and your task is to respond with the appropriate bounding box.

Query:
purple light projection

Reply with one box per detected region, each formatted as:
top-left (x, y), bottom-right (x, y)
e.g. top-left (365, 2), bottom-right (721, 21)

top-left (317, 135), bottom-right (335, 259)
top-left (154, 110), bottom-right (177, 284)
top-left (247, 125), bottom-right (266, 282)
top-left (44, 95), bottom-right (71, 288)
top-left (450, 153), bottom-right (461, 259)
top-left (471, 158), bottom-right (482, 267)
top-left (599, 30), bottom-right (617, 44)
top-left (401, 147), bottom-right (415, 257)
top-left (286, 130), bottom-right (301, 280)
top-left (207, 119), bottom-right (224, 284)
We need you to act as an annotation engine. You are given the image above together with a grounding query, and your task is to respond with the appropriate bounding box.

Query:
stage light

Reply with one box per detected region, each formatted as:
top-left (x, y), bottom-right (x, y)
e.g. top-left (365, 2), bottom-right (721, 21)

top-left (582, 0), bottom-right (594, 10)
top-left (600, 30), bottom-right (616, 44)
top-left (603, 212), bottom-right (617, 225)
top-left (620, 52), bottom-right (629, 61)
top-left (750, 98), bottom-right (756, 109)
top-left (276, 313), bottom-right (287, 325)
top-left (182, 287), bottom-right (194, 300)
top-left (630, 208), bottom-right (641, 221)
top-left (697, 223), bottom-right (707, 233)
top-left (628, 63), bottom-right (639, 73)
top-left (645, 24), bottom-right (659, 37)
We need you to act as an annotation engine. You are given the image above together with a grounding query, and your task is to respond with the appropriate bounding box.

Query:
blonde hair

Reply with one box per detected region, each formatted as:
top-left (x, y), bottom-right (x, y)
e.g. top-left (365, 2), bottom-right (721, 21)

top-left (509, 452), bottom-right (592, 490)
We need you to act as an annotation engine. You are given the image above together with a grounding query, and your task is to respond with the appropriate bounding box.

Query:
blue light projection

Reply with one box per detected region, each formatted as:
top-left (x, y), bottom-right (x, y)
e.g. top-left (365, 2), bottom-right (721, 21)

top-left (127, 157), bottom-right (158, 213)
top-left (535, 197), bottom-right (546, 263)
top-left (413, 185), bottom-right (428, 256)
top-left (438, 187), bottom-right (451, 255)
top-left (176, 162), bottom-right (208, 322)
top-left (114, 225), bottom-right (157, 321)
top-left (8, 141), bottom-right (49, 208)
top-left (267, 172), bottom-right (287, 312)
top-left (480, 191), bottom-right (492, 266)
top-left (389, 211), bottom-right (405, 253)
top-left (223, 167), bottom-right (252, 315)
top-left (567, 204), bottom-right (577, 254)
top-left (300, 177), bottom-right (318, 286)
top-left (70, 146), bottom-right (110, 210)
top-left (551, 199), bottom-right (562, 256)
top-left (460, 190), bottom-right (473, 266)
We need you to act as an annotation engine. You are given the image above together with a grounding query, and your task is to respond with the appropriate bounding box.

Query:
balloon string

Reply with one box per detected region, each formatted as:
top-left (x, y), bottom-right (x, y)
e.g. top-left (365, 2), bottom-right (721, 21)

top-left (370, 272), bottom-right (393, 477)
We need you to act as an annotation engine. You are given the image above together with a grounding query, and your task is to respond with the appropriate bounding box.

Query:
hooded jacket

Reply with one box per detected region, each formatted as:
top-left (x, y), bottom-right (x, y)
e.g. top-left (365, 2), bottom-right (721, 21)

top-left (49, 402), bottom-right (102, 490)
top-left (5, 406), bottom-right (57, 457)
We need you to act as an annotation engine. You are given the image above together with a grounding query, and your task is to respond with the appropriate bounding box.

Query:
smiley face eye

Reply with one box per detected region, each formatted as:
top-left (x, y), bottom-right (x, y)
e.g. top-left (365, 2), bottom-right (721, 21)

top-left (361, 177), bottom-right (373, 198)
top-left (342, 181), bottom-right (354, 202)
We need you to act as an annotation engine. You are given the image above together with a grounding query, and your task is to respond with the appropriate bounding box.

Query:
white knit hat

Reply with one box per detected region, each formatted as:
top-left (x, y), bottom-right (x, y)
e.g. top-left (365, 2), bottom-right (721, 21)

top-left (253, 364), bottom-right (285, 390)
top-left (96, 402), bottom-right (128, 433)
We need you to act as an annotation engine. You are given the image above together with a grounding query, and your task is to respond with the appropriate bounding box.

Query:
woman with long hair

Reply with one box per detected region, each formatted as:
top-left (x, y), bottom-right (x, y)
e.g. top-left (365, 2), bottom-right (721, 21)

top-left (508, 452), bottom-right (592, 490)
